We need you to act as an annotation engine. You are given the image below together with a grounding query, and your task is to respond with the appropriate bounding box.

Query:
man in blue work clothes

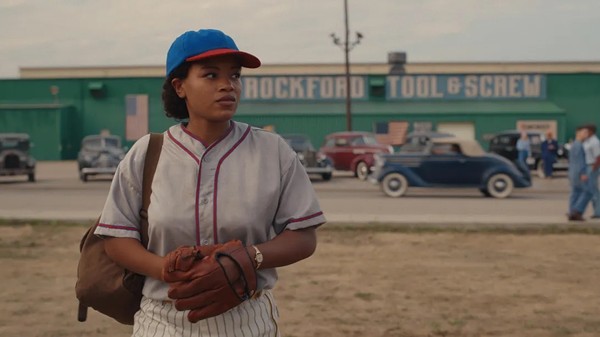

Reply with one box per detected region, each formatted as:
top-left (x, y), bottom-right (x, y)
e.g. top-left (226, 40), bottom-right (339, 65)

top-left (541, 131), bottom-right (559, 178)
top-left (567, 126), bottom-right (589, 221)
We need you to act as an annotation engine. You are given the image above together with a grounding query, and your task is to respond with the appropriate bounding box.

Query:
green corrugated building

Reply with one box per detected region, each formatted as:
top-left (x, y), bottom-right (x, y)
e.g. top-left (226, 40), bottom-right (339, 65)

top-left (1, 62), bottom-right (599, 160)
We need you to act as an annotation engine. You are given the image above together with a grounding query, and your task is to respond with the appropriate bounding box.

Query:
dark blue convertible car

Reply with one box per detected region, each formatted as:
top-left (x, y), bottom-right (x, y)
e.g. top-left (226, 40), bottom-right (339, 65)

top-left (369, 137), bottom-right (531, 198)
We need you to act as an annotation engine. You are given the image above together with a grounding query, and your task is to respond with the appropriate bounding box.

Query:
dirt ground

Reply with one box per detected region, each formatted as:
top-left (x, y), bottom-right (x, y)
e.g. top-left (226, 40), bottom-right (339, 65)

top-left (1, 223), bottom-right (600, 337)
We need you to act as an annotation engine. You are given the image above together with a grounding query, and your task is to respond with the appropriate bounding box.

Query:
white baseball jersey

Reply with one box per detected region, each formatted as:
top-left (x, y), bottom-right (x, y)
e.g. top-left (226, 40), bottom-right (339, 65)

top-left (94, 120), bottom-right (325, 335)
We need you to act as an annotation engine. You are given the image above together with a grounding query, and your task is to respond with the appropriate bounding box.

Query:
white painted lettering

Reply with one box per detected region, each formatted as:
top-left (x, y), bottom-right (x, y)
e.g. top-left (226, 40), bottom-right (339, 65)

top-left (480, 75), bottom-right (493, 97)
top-left (430, 76), bottom-right (444, 98)
top-left (523, 75), bottom-right (541, 97)
top-left (336, 76), bottom-right (347, 98)
top-left (259, 78), bottom-right (273, 99)
top-left (320, 77), bottom-right (334, 98)
top-left (305, 77), bottom-right (319, 99)
top-left (274, 77), bottom-right (288, 99)
top-left (289, 77), bottom-right (304, 99)
top-left (509, 75), bottom-right (521, 97)
top-left (416, 76), bottom-right (429, 98)
top-left (351, 76), bottom-right (365, 98)
top-left (465, 76), bottom-right (478, 97)
top-left (494, 75), bottom-right (507, 97)
top-left (244, 77), bottom-right (259, 99)
top-left (401, 76), bottom-right (414, 98)
top-left (387, 76), bottom-right (400, 98)
top-left (447, 77), bottom-right (461, 95)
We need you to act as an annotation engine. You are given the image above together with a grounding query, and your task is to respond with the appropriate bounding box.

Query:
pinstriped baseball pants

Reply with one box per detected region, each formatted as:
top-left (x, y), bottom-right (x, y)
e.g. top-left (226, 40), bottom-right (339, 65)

top-left (132, 290), bottom-right (280, 337)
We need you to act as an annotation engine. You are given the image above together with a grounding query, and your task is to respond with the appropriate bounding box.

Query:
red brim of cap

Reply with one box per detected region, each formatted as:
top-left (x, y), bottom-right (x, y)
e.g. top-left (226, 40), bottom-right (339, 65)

top-left (186, 48), bottom-right (261, 68)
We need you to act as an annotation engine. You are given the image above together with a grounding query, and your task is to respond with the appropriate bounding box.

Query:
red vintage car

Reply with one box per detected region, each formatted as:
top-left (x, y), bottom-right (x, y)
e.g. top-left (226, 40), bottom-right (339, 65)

top-left (319, 131), bottom-right (393, 180)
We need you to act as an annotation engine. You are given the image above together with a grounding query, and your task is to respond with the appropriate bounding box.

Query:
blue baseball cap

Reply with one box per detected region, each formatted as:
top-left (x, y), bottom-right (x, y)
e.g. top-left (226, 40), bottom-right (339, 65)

top-left (166, 29), bottom-right (261, 76)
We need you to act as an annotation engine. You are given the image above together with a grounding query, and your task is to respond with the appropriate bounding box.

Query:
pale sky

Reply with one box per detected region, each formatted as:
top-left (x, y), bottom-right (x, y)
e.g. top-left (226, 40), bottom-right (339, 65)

top-left (0, 0), bottom-right (599, 78)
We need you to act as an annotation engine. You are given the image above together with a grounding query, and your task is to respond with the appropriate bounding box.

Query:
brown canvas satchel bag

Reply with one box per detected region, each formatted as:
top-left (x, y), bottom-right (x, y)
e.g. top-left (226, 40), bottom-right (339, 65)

top-left (75, 133), bottom-right (163, 325)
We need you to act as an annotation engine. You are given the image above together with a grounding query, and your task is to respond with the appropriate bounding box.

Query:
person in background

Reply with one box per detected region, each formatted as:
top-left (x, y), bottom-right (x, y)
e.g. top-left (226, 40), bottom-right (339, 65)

top-left (582, 124), bottom-right (600, 219)
top-left (541, 131), bottom-right (559, 178)
top-left (516, 131), bottom-right (531, 167)
top-left (566, 126), bottom-right (589, 221)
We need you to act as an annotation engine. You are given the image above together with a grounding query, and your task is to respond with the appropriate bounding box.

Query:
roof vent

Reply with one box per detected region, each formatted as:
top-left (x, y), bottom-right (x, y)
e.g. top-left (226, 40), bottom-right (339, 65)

top-left (388, 52), bottom-right (407, 74)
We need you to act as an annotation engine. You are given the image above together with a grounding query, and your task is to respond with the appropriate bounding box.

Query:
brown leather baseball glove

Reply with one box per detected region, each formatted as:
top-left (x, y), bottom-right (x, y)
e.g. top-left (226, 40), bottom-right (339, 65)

top-left (161, 244), bottom-right (224, 282)
top-left (162, 240), bottom-right (258, 322)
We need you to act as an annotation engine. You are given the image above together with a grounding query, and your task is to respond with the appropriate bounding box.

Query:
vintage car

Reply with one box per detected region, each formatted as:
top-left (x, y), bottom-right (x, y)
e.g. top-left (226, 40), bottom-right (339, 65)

top-left (319, 131), bottom-right (393, 180)
top-left (281, 133), bottom-right (333, 181)
top-left (77, 134), bottom-right (126, 182)
top-left (488, 130), bottom-right (568, 178)
top-left (0, 133), bottom-right (36, 182)
top-left (370, 137), bottom-right (531, 198)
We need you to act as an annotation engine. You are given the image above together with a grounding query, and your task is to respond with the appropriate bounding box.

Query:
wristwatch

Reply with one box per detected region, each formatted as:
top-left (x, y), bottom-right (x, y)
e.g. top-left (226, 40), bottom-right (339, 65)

top-left (252, 245), bottom-right (263, 270)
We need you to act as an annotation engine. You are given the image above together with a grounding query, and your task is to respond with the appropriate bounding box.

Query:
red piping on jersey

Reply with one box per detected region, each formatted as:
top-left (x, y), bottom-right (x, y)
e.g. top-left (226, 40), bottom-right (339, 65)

top-left (181, 124), bottom-right (210, 148)
top-left (212, 125), bottom-right (252, 243)
top-left (286, 211), bottom-right (324, 224)
top-left (167, 124), bottom-right (234, 245)
top-left (97, 223), bottom-right (138, 231)
top-left (167, 129), bottom-right (200, 164)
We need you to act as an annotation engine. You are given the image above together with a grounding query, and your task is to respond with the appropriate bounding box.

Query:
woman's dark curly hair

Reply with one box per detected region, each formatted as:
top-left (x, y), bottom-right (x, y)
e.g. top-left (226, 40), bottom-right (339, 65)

top-left (162, 62), bottom-right (193, 120)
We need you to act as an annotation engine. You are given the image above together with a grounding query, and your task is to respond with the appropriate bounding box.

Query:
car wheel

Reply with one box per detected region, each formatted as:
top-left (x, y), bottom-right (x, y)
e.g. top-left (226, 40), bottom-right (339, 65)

top-left (28, 173), bottom-right (35, 182)
top-left (536, 160), bottom-right (546, 178)
top-left (479, 188), bottom-right (491, 197)
top-left (355, 161), bottom-right (369, 180)
top-left (80, 173), bottom-right (88, 182)
top-left (381, 173), bottom-right (408, 198)
top-left (322, 172), bottom-right (332, 181)
top-left (486, 173), bottom-right (514, 198)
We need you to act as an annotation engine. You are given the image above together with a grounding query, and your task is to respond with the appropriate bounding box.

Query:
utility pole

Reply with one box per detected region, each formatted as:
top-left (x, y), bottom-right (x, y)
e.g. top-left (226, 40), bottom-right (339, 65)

top-left (331, 0), bottom-right (363, 131)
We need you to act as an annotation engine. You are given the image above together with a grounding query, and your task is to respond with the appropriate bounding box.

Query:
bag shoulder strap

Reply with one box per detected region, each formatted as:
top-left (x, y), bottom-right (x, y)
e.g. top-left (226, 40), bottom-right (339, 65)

top-left (139, 133), bottom-right (164, 246)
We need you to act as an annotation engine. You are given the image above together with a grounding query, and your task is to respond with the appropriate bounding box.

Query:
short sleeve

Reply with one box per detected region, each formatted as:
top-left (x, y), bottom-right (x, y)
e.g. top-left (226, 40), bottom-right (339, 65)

top-left (592, 138), bottom-right (600, 159)
top-left (272, 149), bottom-right (327, 234)
top-left (93, 135), bottom-right (150, 240)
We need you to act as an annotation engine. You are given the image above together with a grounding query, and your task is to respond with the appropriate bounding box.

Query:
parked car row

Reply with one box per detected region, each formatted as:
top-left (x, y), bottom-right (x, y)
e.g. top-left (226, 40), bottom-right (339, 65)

top-left (2, 128), bottom-right (566, 200)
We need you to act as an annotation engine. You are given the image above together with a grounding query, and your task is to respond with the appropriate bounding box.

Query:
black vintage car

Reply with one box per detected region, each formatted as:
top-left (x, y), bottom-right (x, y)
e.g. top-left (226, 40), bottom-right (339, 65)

top-left (77, 134), bottom-right (126, 182)
top-left (0, 133), bottom-right (36, 182)
top-left (281, 134), bottom-right (333, 181)
top-left (488, 130), bottom-right (568, 178)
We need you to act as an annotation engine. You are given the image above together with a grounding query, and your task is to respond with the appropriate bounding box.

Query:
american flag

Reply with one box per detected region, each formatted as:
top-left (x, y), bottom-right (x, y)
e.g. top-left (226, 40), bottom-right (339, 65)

top-left (125, 95), bottom-right (149, 141)
top-left (373, 121), bottom-right (408, 145)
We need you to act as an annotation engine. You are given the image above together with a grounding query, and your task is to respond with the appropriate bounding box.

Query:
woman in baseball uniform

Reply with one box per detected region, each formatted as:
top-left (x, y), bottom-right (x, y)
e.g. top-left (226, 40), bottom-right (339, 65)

top-left (94, 29), bottom-right (326, 336)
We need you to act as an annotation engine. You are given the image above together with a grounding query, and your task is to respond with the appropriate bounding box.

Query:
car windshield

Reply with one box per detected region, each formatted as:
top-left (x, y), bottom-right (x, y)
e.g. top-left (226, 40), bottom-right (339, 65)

top-left (283, 136), bottom-right (314, 151)
top-left (351, 135), bottom-right (379, 146)
top-left (83, 136), bottom-right (120, 149)
top-left (0, 138), bottom-right (29, 151)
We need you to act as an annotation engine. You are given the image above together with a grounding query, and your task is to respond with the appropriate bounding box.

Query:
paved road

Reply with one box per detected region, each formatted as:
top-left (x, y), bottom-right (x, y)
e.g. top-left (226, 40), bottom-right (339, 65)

top-left (0, 161), bottom-right (597, 226)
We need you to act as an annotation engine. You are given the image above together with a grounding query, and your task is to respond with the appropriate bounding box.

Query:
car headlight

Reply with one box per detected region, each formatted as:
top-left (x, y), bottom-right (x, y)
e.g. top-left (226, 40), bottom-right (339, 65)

top-left (316, 152), bottom-right (327, 161)
top-left (387, 145), bottom-right (394, 154)
top-left (297, 153), bottom-right (305, 161)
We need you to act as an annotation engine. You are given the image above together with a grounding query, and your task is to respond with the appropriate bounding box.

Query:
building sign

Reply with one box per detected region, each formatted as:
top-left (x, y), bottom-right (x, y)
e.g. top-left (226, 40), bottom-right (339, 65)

top-left (386, 74), bottom-right (546, 100)
top-left (240, 74), bottom-right (546, 101)
top-left (241, 76), bottom-right (368, 101)
top-left (516, 120), bottom-right (557, 138)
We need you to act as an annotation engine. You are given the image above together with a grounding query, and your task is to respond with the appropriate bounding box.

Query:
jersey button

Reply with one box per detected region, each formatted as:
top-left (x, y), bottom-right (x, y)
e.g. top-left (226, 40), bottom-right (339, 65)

top-left (201, 240), bottom-right (210, 245)
top-left (200, 198), bottom-right (209, 205)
